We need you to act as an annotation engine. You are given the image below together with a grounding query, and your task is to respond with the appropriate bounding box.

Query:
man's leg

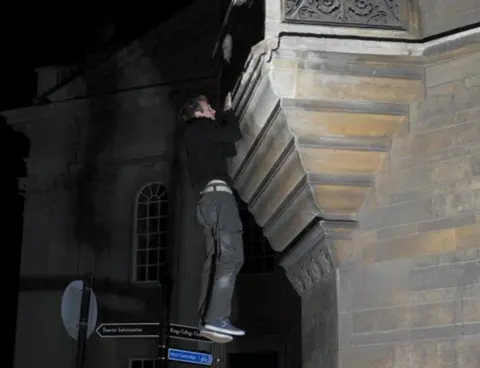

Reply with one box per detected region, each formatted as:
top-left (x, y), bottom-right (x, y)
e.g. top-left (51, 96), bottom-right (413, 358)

top-left (197, 227), bottom-right (215, 325)
top-left (201, 192), bottom-right (245, 336)
top-left (203, 230), bottom-right (244, 335)
top-left (196, 195), bottom-right (234, 343)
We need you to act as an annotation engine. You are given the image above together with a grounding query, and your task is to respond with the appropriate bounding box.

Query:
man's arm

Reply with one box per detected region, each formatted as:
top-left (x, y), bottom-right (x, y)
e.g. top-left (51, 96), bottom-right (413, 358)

top-left (197, 93), bottom-right (242, 143)
top-left (217, 92), bottom-right (241, 142)
top-left (218, 109), bottom-right (242, 142)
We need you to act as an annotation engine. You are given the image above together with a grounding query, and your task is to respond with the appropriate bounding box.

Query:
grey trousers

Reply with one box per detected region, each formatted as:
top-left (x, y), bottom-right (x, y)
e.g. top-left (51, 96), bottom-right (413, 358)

top-left (196, 189), bottom-right (244, 325)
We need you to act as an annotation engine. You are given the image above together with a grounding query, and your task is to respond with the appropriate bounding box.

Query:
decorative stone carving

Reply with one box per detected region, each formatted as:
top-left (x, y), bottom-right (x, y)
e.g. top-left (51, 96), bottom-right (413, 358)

top-left (280, 222), bottom-right (335, 295)
top-left (284, 0), bottom-right (406, 29)
top-left (293, 249), bottom-right (334, 294)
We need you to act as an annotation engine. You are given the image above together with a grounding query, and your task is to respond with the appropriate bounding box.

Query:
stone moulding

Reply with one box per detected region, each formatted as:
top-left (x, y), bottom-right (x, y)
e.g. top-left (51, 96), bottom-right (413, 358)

top-left (283, 0), bottom-right (409, 30)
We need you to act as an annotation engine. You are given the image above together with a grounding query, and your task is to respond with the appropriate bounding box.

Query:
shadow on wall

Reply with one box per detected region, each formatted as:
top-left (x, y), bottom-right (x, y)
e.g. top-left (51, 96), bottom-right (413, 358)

top-left (1, 113), bottom-right (30, 368)
top-left (71, 0), bottom-right (223, 258)
top-left (72, 67), bottom-right (121, 255)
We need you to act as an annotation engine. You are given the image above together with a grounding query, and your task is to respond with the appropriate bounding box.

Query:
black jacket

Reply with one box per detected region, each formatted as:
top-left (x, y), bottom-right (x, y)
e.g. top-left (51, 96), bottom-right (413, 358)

top-left (183, 111), bottom-right (242, 195)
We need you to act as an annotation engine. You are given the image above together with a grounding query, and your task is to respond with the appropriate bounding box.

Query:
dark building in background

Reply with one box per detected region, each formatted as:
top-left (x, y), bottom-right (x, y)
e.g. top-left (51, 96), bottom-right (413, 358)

top-left (3, 1), bottom-right (300, 367)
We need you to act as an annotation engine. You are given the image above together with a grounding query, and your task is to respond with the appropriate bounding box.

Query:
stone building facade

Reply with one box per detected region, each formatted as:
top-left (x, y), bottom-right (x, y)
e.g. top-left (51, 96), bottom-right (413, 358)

top-left (4, 0), bottom-right (480, 367)
top-left (227, 0), bottom-right (480, 367)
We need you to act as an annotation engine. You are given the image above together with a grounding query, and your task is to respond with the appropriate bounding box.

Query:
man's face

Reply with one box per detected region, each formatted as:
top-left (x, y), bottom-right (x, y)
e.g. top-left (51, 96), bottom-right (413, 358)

top-left (196, 100), bottom-right (216, 120)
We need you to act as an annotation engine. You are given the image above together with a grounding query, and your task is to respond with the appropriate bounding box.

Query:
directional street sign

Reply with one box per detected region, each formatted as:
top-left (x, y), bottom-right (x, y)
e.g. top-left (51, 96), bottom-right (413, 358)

top-left (169, 323), bottom-right (211, 343)
top-left (95, 322), bottom-right (211, 343)
top-left (96, 322), bottom-right (158, 338)
top-left (168, 348), bottom-right (213, 366)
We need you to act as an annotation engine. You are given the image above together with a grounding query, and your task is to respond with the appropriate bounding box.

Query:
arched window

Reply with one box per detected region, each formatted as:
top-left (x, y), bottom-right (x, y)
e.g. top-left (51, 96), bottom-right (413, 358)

top-left (133, 183), bottom-right (169, 283)
top-left (237, 198), bottom-right (276, 275)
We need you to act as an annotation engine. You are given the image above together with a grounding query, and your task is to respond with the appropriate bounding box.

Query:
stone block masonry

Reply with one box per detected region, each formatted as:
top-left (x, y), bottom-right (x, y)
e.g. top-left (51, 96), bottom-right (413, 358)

top-left (342, 49), bottom-right (480, 368)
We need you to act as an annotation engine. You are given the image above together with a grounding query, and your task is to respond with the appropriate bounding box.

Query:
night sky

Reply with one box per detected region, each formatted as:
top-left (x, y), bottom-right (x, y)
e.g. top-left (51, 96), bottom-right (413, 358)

top-left (1, 3), bottom-right (197, 111)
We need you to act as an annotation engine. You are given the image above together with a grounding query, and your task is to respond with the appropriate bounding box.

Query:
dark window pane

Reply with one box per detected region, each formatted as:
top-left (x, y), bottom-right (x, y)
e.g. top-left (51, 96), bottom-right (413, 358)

top-left (251, 242), bottom-right (265, 257)
top-left (137, 203), bottom-right (147, 218)
top-left (148, 202), bottom-right (159, 217)
top-left (142, 185), bottom-right (152, 197)
top-left (160, 200), bottom-right (168, 216)
top-left (137, 235), bottom-right (147, 249)
top-left (136, 266), bottom-right (146, 281)
top-left (148, 249), bottom-right (159, 265)
top-left (151, 184), bottom-right (159, 196)
top-left (159, 188), bottom-right (168, 200)
top-left (266, 256), bottom-right (275, 272)
top-left (137, 219), bottom-right (147, 234)
top-left (147, 266), bottom-right (159, 282)
top-left (148, 218), bottom-right (159, 233)
top-left (148, 234), bottom-right (159, 249)
top-left (240, 263), bottom-right (253, 274)
top-left (143, 359), bottom-right (154, 368)
top-left (159, 216), bottom-right (168, 231)
top-left (137, 250), bottom-right (147, 265)
top-left (138, 193), bottom-right (148, 203)
top-left (131, 361), bottom-right (143, 368)
top-left (251, 259), bottom-right (265, 273)
top-left (160, 232), bottom-right (168, 247)
top-left (159, 249), bottom-right (167, 264)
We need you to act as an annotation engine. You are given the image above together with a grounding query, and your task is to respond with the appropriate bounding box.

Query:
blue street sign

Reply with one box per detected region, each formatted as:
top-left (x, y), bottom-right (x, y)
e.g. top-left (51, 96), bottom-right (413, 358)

top-left (168, 348), bottom-right (213, 366)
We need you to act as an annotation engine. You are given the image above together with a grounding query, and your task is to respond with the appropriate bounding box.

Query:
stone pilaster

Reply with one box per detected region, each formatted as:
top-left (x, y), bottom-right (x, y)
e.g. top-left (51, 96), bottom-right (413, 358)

top-left (280, 221), bottom-right (338, 368)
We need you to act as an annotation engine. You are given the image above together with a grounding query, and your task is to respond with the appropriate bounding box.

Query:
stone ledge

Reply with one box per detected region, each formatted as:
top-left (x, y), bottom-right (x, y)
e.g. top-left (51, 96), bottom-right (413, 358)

top-left (273, 26), bottom-right (480, 60)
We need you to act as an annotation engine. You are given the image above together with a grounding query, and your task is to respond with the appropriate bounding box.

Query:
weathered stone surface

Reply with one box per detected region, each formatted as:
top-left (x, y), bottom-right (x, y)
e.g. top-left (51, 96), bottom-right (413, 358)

top-left (409, 261), bottom-right (479, 291)
top-left (296, 71), bottom-right (421, 102)
top-left (362, 229), bottom-right (457, 262)
top-left (426, 52), bottom-right (480, 87)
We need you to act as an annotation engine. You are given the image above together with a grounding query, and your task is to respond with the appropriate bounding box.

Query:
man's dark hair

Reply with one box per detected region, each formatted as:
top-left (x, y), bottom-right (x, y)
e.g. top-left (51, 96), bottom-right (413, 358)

top-left (181, 95), bottom-right (209, 121)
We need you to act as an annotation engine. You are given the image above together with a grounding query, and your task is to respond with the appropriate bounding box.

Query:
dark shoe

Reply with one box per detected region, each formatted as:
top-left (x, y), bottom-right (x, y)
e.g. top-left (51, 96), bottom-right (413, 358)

top-left (204, 319), bottom-right (245, 336)
top-left (199, 328), bottom-right (233, 344)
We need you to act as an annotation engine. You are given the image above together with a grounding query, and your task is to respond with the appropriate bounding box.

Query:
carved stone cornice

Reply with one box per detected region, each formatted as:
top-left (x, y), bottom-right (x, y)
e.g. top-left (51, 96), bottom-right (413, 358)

top-left (229, 37), bottom-right (424, 253)
top-left (229, 27), bottom-right (480, 259)
top-left (280, 221), bottom-right (334, 296)
top-left (284, 0), bottom-right (410, 30)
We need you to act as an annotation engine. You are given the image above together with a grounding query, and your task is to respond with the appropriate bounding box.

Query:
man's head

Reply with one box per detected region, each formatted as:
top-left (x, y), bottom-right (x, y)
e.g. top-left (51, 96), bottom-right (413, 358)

top-left (181, 95), bottom-right (216, 122)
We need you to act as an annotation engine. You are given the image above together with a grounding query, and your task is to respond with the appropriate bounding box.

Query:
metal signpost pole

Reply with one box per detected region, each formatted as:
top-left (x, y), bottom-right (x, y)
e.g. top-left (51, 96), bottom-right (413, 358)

top-left (75, 275), bottom-right (93, 368)
top-left (158, 267), bottom-right (173, 367)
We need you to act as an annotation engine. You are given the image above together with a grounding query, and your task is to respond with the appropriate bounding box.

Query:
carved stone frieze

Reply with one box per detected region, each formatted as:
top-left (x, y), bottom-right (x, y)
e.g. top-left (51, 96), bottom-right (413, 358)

top-left (280, 222), bottom-right (335, 296)
top-left (290, 247), bottom-right (334, 295)
top-left (284, 0), bottom-right (407, 29)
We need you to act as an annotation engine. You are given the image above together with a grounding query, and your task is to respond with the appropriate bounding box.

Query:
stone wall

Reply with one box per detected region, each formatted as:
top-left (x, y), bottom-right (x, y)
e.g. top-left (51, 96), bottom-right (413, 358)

top-left (339, 49), bottom-right (480, 368)
top-left (419, 0), bottom-right (480, 38)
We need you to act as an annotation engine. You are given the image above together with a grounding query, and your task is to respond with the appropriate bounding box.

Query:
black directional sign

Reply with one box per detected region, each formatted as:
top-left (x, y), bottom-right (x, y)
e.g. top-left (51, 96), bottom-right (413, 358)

top-left (96, 322), bottom-right (158, 338)
top-left (95, 322), bottom-right (211, 343)
top-left (169, 323), bottom-right (211, 343)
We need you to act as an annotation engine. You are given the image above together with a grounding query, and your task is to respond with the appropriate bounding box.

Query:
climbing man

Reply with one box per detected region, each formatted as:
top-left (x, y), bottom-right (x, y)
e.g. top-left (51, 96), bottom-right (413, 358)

top-left (181, 92), bottom-right (245, 343)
